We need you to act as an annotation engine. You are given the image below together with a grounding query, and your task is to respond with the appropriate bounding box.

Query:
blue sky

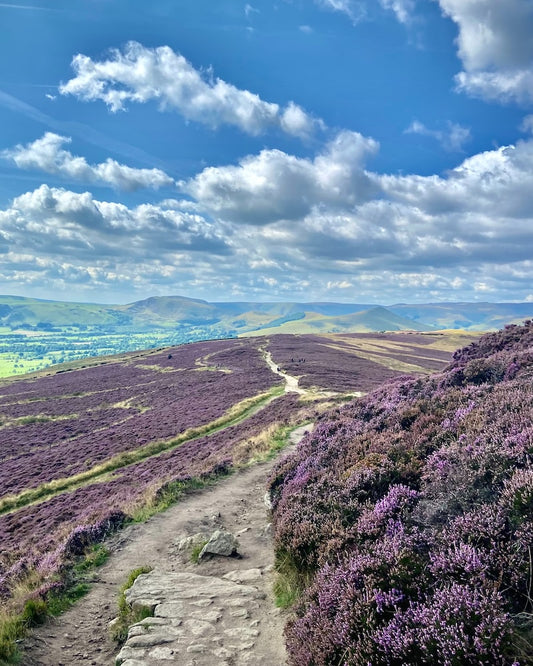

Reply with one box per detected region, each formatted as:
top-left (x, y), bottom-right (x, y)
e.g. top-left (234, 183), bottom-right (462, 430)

top-left (0, 0), bottom-right (532, 304)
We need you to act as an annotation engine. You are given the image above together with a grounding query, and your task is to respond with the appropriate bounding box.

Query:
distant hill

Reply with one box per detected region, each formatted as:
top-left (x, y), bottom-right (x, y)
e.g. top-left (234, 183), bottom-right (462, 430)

top-left (242, 306), bottom-right (430, 336)
top-left (1, 295), bottom-right (531, 334)
top-left (390, 301), bottom-right (533, 330)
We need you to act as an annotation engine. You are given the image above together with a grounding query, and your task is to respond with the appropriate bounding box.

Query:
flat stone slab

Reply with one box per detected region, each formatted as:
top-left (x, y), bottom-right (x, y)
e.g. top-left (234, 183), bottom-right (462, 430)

top-left (116, 571), bottom-right (269, 665)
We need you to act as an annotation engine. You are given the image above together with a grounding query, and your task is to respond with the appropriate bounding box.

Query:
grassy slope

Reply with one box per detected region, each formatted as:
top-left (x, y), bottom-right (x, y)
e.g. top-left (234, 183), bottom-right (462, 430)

top-left (242, 307), bottom-right (431, 336)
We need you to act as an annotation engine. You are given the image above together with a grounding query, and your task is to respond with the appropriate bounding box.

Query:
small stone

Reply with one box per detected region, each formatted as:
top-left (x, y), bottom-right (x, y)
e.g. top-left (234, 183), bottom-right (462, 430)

top-left (175, 532), bottom-right (209, 552)
top-left (116, 645), bottom-right (147, 663)
top-left (128, 633), bottom-right (175, 648)
top-left (130, 599), bottom-right (160, 613)
top-left (191, 598), bottom-right (213, 608)
top-left (223, 568), bottom-right (262, 583)
top-left (213, 647), bottom-right (233, 659)
top-left (186, 644), bottom-right (207, 653)
top-left (183, 619), bottom-right (213, 637)
top-left (224, 627), bottom-right (260, 640)
top-left (127, 625), bottom-right (146, 637)
top-left (190, 609), bottom-right (222, 622)
top-left (149, 646), bottom-right (176, 660)
top-left (155, 601), bottom-right (185, 617)
top-left (259, 523), bottom-right (272, 537)
top-left (136, 616), bottom-right (171, 626)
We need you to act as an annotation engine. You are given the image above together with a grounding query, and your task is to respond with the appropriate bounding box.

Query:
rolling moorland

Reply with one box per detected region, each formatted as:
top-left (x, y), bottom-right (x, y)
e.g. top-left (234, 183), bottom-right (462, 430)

top-left (0, 330), bottom-right (476, 662)
top-left (1, 294), bottom-right (532, 377)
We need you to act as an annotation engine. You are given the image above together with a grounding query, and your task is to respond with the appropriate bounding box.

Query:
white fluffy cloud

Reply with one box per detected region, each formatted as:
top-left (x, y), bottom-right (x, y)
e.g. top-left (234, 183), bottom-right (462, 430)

top-left (3, 133), bottom-right (533, 302)
top-left (181, 130), bottom-right (379, 224)
top-left (405, 120), bottom-right (471, 151)
top-left (0, 184), bottom-right (228, 260)
top-left (520, 114), bottom-right (533, 133)
top-left (380, 140), bottom-right (533, 226)
top-left (438, 0), bottom-right (533, 103)
top-left (3, 133), bottom-right (174, 191)
top-left (60, 42), bottom-right (319, 138)
top-left (177, 134), bottom-right (533, 300)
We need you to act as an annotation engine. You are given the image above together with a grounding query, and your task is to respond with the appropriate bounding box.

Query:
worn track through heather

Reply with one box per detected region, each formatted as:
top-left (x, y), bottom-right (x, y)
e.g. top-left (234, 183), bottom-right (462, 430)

top-left (20, 428), bottom-right (309, 666)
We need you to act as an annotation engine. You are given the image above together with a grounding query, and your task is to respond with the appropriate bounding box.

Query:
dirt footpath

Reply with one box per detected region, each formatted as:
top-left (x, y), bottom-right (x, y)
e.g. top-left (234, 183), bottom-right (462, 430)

top-left (21, 426), bottom-right (310, 666)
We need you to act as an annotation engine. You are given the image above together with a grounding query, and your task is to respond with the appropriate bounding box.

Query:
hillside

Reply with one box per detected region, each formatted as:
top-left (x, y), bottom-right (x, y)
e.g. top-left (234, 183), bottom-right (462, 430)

top-left (0, 294), bottom-right (530, 378)
top-left (269, 321), bottom-right (533, 665)
top-left (241, 306), bottom-right (430, 336)
top-left (1, 295), bottom-right (531, 332)
top-left (0, 331), bottom-right (466, 662)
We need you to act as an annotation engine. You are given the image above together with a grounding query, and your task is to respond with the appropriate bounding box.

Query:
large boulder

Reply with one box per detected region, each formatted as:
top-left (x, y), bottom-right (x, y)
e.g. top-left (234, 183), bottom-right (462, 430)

top-left (198, 530), bottom-right (239, 560)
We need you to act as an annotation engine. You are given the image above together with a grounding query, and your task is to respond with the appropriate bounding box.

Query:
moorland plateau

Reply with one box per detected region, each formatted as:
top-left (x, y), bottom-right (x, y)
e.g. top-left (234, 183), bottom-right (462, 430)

top-left (0, 322), bottom-right (531, 665)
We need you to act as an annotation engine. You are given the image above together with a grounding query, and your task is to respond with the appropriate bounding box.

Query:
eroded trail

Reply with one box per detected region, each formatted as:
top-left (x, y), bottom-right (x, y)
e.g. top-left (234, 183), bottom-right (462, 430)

top-left (263, 351), bottom-right (305, 395)
top-left (21, 426), bottom-right (311, 666)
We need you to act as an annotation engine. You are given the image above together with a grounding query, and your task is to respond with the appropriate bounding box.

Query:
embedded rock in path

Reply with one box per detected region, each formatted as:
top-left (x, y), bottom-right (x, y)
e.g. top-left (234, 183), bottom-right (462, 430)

top-left (175, 532), bottom-right (210, 553)
top-left (198, 529), bottom-right (239, 559)
top-left (116, 570), bottom-right (269, 665)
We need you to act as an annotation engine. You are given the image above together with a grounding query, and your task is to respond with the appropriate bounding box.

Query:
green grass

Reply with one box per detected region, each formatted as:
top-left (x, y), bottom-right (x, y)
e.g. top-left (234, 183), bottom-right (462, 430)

top-left (73, 544), bottom-right (109, 575)
top-left (272, 549), bottom-right (313, 610)
top-left (131, 473), bottom-right (228, 522)
top-left (260, 423), bottom-right (312, 462)
top-left (190, 539), bottom-right (209, 564)
top-left (0, 545), bottom-right (108, 663)
top-left (111, 566), bottom-right (153, 644)
top-left (0, 584), bottom-right (91, 664)
top-left (46, 583), bottom-right (91, 617)
top-left (0, 612), bottom-right (24, 664)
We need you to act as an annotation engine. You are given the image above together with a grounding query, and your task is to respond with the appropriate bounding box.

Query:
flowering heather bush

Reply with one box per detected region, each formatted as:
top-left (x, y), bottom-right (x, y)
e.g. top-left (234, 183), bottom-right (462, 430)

top-left (270, 321), bottom-right (533, 665)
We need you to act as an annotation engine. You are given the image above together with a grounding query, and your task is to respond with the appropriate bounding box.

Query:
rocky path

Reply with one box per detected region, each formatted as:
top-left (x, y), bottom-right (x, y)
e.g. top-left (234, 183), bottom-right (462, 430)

top-left (263, 351), bottom-right (305, 395)
top-left (21, 425), bottom-right (311, 666)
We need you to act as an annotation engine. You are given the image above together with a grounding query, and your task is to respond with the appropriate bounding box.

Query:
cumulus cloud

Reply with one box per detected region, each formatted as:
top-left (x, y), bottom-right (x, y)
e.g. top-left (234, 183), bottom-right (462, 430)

top-left (437, 0), bottom-right (533, 103)
top-left (59, 42), bottom-right (320, 138)
top-left (380, 140), bottom-right (533, 225)
top-left (3, 138), bottom-right (533, 303)
top-left (181, 130), bottom-right (379, 224)
top-left (3, 132), bottom-right (174, 191)
top-left (0, 184), bottom-right (228, 260)
top-left (177, 134), bottom-right (533, 301)
top-left (405, 120), bottom-right (471, 151)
